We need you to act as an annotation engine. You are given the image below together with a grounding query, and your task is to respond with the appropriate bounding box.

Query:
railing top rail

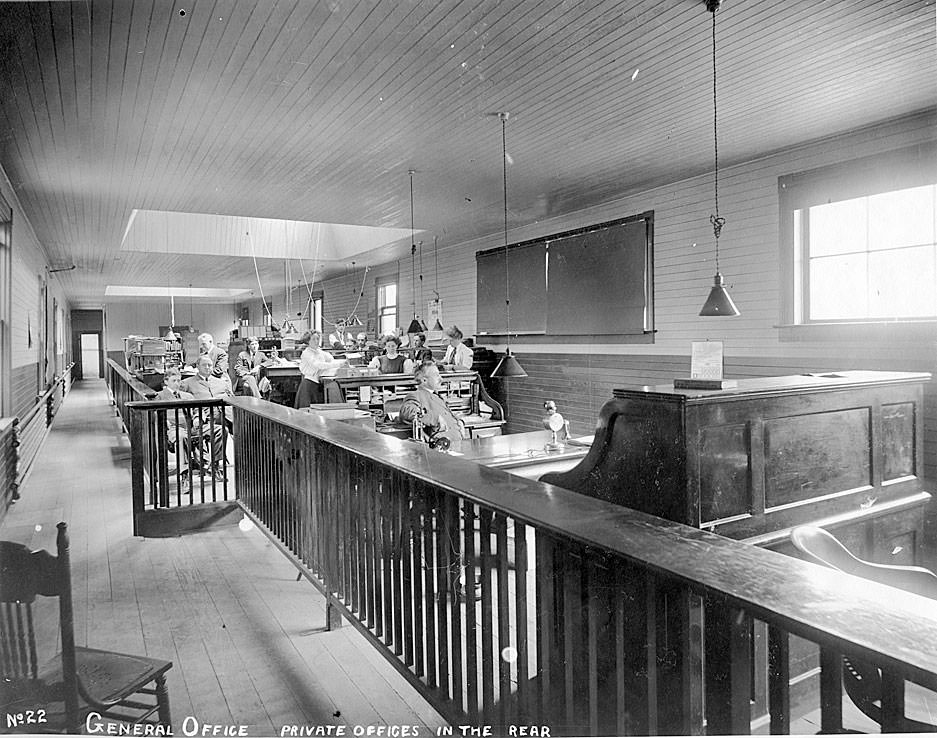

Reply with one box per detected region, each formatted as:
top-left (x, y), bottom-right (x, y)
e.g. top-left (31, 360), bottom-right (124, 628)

top-left (227, 395), bottom-right (937, 690)
top-left (20, 362), bottom-right (78, 425)
top-left (127, 398), bottom-right (225, 410)
top-left (105, 358), bottom-right (158, 399)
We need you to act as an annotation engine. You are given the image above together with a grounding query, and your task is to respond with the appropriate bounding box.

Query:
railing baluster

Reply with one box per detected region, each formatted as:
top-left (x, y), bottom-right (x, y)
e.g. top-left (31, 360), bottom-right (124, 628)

top-left (881, 669), bottom-right (906, 733)
top-left (422, 489), bottom-right (437, 690)
top-left (480, 507), bottom-right (495, 722)
top-left (402, 473), bottom-right (414, 668)
top-left (535, 533), bottom-right (555, 727)
top-left (435, 489), bottom-right (451, 699)
top-left (646, 573), bottom-right (659, 736)
top-left (586, 559), bottom-right (599, 735)
top-left (411, 478), bottom-right (424, 678)
top-left (463, 501), bottom-right (478, 716)
top-left (562, 546), bottom-right (578, 730)
top-left (768, 624), bottom-right (790, 734)
top-left (497, 513), bottom-right (511, 727)
top-left (818, 647), bottom-right (843, 733)
top-left (514, 521), bottom-right (529, 722)
top-left (449, 495), bottom-right (463, 714)
top-left (392, 474), bottom-right (403, 656)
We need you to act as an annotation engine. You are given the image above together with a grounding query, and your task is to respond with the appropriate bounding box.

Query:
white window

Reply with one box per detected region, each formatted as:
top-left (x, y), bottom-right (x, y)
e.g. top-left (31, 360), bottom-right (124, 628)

top-left (377, 280), bottom-right (397, 335)
top-left (781, 143), bottom-right (937, 327)
top-left (800, 185), bottom-right (937, 321)
top-left (308, 293), bottom-right (323, 333)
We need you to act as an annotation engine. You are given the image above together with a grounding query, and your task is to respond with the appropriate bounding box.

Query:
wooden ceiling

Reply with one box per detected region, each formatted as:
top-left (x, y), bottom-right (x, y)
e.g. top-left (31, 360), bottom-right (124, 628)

top-left (0, 0), bottom-right (934, 308)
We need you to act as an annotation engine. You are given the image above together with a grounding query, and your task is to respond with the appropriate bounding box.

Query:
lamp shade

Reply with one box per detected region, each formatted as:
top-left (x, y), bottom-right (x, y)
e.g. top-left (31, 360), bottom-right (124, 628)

top-left (432, 318), bottom-right (444, 331)
top-left (491, 349), bottom-right (527, 378)
top-left (699, 273), bottom-right (740, 317)
top-left (406, 318), bottom-right (423, 334)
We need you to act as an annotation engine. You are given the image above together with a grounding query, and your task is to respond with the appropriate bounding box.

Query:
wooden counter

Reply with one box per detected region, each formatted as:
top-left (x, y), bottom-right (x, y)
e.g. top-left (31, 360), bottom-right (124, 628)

top-left (447, 430), bottom-right (591, 480)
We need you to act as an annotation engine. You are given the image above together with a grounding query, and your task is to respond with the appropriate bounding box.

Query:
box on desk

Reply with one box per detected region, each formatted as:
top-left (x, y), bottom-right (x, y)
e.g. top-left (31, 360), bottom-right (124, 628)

top-left (302, 403), bottom-right (376, 431)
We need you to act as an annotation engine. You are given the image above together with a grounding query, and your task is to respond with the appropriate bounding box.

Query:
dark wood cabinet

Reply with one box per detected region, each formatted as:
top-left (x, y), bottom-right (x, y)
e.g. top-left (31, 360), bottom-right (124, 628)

top-left (542, 370), bottom-right (931, 552)
top-left (540, 370), bottom-right (932, 729)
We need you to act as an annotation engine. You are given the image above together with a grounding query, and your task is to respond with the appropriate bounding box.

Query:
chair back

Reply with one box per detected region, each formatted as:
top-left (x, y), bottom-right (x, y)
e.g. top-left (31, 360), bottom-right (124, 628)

top-left (0, 523), bottom-right (80, 731)
top-left (791, 525), bottom-right (937, 600)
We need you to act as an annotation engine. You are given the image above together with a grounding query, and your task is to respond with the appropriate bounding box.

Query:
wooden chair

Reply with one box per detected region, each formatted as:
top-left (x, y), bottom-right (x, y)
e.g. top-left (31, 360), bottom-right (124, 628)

top-left (790, 525), bottom-right (937, 732)
top-left (0, 522), bottom-right (172, 734)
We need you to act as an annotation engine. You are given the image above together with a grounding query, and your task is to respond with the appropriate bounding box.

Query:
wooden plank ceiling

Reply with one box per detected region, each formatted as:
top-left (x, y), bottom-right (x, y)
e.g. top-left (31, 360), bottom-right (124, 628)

top-left (0, 0), bottom-right (934, 308)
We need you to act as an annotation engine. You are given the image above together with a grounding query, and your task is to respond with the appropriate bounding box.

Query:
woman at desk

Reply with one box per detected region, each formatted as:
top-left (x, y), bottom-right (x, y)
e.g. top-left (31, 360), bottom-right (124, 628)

top-left (441, 325), bottom-right (473, 370)
top-left (294, 330), bottom-right (336, 407)
top-left (368, 336), bottom-right (413, 374)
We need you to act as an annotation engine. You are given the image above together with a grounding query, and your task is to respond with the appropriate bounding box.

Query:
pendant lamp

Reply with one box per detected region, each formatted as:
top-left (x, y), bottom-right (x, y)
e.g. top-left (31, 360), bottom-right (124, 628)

top-left (490, 112), bottom-right (527, 379)
top-left (699, 0), bottom-right (740, 317)
top-left (406, 169), bottom-right (423, 334)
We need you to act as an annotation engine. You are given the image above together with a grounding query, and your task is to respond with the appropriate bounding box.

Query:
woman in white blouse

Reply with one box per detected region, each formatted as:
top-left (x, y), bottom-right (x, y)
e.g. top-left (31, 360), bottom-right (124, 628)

top-left (294, 330), bottom-right (336, 407)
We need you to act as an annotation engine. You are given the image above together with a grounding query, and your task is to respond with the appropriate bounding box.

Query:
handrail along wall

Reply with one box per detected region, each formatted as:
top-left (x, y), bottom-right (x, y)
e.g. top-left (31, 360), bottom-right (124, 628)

top-left (0, 362), bottom-right (75, 519)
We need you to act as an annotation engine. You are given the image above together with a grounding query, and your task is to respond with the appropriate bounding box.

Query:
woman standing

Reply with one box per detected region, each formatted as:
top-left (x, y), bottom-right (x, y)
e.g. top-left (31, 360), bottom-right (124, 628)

top-left (294, 330), bottom-right (336, 407)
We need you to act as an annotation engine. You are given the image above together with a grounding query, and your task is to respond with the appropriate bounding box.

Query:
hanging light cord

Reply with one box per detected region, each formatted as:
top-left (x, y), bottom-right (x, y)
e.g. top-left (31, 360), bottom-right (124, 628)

top-left (502, 113), bottom-right (512, 349)
top-left (410, 170), bottom-right (417, 318)
top-left (246, 230), bottom-right (273, 323)
top-left (709, 6), bottom-right (725, 274)
top-left (433, 235), bottom-right (440, 300)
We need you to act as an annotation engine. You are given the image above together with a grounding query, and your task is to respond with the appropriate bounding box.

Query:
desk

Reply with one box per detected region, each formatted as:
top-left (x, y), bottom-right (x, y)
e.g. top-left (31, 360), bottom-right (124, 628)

top-left (448, 430), bottom-right (591, 480)
top-left (325, 371), bottom-right (505, 437)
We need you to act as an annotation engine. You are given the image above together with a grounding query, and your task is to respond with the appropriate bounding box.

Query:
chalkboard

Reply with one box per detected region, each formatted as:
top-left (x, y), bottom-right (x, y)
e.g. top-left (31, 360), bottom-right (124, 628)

top-left (476, 213), bottom-right (653, 337)
top-left (476, 241), bottom-right (547, 335)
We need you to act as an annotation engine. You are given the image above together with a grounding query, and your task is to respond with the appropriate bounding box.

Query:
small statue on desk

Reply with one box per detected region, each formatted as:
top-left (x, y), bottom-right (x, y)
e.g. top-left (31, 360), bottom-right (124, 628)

top-left (542, 400), bottom-right (569, 452)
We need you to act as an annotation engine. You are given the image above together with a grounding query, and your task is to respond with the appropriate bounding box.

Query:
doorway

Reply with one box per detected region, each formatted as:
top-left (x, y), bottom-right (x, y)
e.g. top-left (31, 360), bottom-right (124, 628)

top-left (80, 333), bottom-right (101, 378)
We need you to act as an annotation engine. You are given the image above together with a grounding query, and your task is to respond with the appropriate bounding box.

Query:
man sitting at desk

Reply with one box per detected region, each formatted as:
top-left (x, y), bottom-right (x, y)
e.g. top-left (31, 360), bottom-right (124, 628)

top-left (234, 337), bottom-right (267, 397)
top-left (197, 332), bottom-right (230, 388)
top-left (398, 362), bottom-right (466, 443)
top-left (368, 336), bottom-right (413, 374)
top-left (181, 354), bottom-right (232, 477)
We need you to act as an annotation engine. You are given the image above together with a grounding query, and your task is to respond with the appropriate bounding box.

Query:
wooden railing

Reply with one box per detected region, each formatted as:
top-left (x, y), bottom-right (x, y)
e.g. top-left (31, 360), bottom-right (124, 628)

top-left (0, 363), bottom-right (76, 517)
top-left (125, 397), bottom-right (233, 535)
top-left (0, 417), bottom-right (17, 517)
top-left (226, 398), bottom-right (937, 735)
top-left (104, 358), bottom-right (155, 430)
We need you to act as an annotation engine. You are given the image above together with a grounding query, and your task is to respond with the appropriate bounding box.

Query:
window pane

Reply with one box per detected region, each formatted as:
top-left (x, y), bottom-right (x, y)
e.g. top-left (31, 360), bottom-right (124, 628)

top-left (868, 185), bottom-right (936, 250)
top-left (809, 198), bottom-right (868, 257)
top-left (809, 254), bottom-right (868, 320)
top-left (867, 246), bottom-right (936, 318)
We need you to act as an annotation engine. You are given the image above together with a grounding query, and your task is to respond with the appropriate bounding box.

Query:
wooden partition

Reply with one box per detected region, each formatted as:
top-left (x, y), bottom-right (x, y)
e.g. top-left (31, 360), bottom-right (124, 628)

top-left (104, 358), bottom-right (156, 431)
top-left (225, 397), bottom-right (937, 735)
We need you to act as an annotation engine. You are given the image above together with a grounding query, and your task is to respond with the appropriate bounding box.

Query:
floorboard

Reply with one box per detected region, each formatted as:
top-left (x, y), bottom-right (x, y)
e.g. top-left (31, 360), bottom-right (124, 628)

top-left (0, 379), bottom-right (447, 735)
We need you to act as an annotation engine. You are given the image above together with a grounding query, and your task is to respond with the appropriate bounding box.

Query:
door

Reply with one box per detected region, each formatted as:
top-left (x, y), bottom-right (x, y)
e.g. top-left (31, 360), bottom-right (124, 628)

top-left (80, 333), bottom-right (101, 378)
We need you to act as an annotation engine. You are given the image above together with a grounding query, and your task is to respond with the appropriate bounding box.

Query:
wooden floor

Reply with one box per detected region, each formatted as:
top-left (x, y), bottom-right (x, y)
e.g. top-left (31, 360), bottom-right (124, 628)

top-left (1, 379), bottom-right (447, 736)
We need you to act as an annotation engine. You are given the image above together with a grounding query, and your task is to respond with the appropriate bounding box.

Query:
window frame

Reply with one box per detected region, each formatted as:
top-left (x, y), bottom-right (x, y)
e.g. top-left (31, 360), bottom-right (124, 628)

top-left (779, 142), bottom-right (937, 338)
top-left (375, 278), bottom-right (398, 336)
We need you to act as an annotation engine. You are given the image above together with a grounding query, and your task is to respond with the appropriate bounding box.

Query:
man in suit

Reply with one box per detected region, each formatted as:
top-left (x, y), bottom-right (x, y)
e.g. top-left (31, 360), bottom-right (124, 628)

top-left (181, 354), bottom-right (232, 477)
top-left (234, 337), bottom-right (267, 397)
top-left (197, 332), bottom-right (230, 388)
top-left (398, 362), bottom-right (466, 444)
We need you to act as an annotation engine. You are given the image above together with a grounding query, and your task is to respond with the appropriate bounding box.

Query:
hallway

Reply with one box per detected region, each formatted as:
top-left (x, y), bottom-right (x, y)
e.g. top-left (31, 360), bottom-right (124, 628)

top-left (0, 379), bottom-right (446, 735)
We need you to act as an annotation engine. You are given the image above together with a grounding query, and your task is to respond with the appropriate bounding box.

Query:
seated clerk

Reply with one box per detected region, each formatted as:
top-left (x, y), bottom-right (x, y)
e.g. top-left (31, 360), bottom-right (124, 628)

top-left (294, 330), bottom-right (335, 407)
top-left (398, 362), bottom-right (467, 444)
top-left (153, 367), bottom-right (194, 449)
top-left (368, 336), bottom-right (414, 375)
top-left (411, 333), bottom-right (433, 363)
top-left (196, 332), bottom-right (230, 387)
top-left (179, 354), bottom-right (231, 476)
top-left (441, 325), bottom-right (473, 370)
top-left (234, 337), bottom-right (267, 397)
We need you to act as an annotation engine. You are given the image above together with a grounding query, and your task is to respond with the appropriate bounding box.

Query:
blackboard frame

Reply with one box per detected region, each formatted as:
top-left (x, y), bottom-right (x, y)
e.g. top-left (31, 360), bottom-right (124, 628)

top-left (476, 211), bottom-right (654, 342)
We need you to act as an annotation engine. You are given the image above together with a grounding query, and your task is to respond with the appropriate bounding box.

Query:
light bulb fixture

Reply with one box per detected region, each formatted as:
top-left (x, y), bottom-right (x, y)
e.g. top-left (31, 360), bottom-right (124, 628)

top-left (188, 284), bottom-right (196, 332)
top-left (432, 235), bottom-right (444, 331)
top-left (490, 112), bottom-right (527, 379)
top-left (698, 0), bottom-right (740, 317)
top-left (406, 169), bottom-right (423, 334)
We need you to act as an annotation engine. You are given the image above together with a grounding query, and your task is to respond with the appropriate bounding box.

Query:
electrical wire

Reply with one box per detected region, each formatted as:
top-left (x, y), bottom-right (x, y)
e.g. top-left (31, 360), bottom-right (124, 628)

top-left (246, 230), bottom-right (273, 323)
